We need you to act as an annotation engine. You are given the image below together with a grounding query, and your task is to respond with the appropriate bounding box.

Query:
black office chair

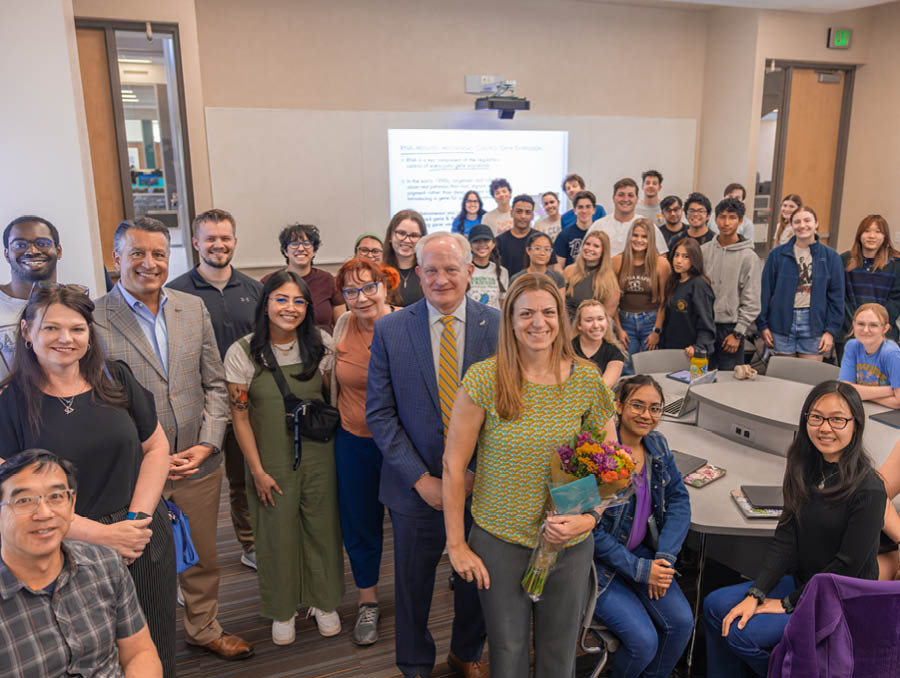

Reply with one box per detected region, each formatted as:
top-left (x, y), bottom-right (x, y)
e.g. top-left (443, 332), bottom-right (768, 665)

top-left (580, 563), bottom-right (620, 678)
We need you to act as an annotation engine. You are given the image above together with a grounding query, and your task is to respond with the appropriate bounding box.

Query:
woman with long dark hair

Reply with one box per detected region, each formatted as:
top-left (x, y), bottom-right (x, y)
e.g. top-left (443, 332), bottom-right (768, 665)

top-left (703, 381), bottom-right (886, 677)
top-left (0, 284), bottom-right (176, 676)
top-left (511, 231), bottom-right (565, 289)
top-left (593, 375), bottom-right (692, 678)
top-left (467, 225), bottom-right (508, 310)
top-left (838, 214), bottom-right (900, 361)
top-left (660, 237), bottom-right (715, 360)
top-left (452, 190), bottom-right (485, 235)
top-left (224, 271), bottom-right (343, 645)
top-left (383, 209), bottom-right (428, 307)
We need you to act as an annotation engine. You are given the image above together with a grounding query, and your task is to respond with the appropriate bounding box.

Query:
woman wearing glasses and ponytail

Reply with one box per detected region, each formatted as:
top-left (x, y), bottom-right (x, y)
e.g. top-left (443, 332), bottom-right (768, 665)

top-left (0, 283), bottom-right (176, 676)
top-left (703, 381), bottom-right (886, 677)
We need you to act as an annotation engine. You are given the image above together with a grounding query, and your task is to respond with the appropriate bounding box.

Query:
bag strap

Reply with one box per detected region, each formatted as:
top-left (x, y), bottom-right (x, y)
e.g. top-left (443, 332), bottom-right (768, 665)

top-left (262, 344), bottom-right (296, 415)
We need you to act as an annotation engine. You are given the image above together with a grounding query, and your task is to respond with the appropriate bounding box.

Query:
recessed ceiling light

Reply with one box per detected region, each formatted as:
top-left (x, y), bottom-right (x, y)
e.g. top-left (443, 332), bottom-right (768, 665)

top-left (118, 58), bottom-right (152, 64)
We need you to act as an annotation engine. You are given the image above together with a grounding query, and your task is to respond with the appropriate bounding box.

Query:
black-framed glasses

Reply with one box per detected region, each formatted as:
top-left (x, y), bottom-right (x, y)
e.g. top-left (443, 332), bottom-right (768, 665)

top-left (287, 239), bottom-right (314, 250)
top-left (806, 413), bottom-right (852, 430)
top-left (686, 208), bottom-right (708, 217)
top-left (356, 247), bottom-right (383, 258)
top-left (0, 489), bottom-right (75, 515)
top-left (341, 281), bottom-right (380, 301)
top-left (29, 281), bottom-right (90, 299)
top-left (393, 229), bottom-right (421, 243)
top-left (9, 237), bottom-right (55, 253)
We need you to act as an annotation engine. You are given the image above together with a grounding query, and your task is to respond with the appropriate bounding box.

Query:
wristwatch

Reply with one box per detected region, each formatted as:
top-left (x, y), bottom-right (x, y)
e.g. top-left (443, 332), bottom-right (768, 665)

top-left (652, 327), bottom-right (661, 335)
top-left (126, 511), bottom-right (151, 520)
top-left (585, 509), bottom-right (602, 528)
top-left (747, 586), bottom-right (766, 603)
top-left (732, 331), bottom-right (745, 342)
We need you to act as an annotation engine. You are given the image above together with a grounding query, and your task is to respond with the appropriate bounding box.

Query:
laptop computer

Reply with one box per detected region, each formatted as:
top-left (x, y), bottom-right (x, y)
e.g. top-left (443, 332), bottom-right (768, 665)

top-left (740, 485), bottom-right (784, 510)
top-left (663, 369), bottom-right (718, 418)
top-left (672, 450), bottom-right (708, 476)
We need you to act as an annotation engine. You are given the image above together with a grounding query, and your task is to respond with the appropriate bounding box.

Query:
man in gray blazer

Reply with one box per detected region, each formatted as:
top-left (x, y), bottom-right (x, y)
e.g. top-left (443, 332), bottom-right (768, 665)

top-left (94, 217), bottom-right (253, 661)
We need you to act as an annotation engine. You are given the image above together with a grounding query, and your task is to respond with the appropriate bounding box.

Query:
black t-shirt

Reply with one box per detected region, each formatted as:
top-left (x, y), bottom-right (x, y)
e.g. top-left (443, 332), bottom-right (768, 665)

top-left (661, 276), bottom-right (716, 353)
top-left (573, 337), bottom-right (625, 373)
top-left (496, 228), bottom-right (558, 277)
top-left (395, 266), bottom-right (424, 307)
top-left (0, 361), bottom-right (157, 518)
top-left (662, 225), bottom-right (690, 251)
top-left (687, 230), bottom-right (716, 246)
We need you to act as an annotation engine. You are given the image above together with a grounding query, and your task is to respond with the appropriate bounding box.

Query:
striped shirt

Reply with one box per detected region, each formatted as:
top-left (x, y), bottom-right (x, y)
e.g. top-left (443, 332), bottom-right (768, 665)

top-left (0, 540), bottom-right (146, 677)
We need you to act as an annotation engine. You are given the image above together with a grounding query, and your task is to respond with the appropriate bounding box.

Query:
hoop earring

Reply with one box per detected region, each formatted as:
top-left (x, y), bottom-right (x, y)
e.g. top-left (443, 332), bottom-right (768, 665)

top-left (24, 340), bottom-right (32, 349)
top-left (87, 342), bottom-right (91, 351)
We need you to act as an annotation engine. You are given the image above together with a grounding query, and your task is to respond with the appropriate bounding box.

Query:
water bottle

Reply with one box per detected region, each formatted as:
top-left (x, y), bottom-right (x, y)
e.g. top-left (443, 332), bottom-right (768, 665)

top-left (689, 347), bottom-right (708, 378)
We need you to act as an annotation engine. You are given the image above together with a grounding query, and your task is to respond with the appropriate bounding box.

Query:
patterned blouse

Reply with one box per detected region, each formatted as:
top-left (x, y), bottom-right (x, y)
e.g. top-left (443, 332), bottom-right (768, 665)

top-left (463, 357), bottom-right (617, 549)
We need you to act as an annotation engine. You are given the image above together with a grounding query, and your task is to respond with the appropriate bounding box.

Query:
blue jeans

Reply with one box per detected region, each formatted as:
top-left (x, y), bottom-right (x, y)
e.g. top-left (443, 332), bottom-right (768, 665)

top-left (594, 552), bottom-right (693, 677)
top-left (335, 425), bottom-right (384, 589)
top-left (620, 310), bottom-right (659, 375)
top-left (771, 308), bottom-right (820, 356)
top-left (703, 576), bottom-right (795, 677)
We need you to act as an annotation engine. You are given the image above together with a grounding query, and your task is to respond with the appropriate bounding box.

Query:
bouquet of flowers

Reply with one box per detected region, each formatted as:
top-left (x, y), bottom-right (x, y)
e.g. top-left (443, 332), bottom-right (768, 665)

top-left (521, 422), bottom-right (637, 601)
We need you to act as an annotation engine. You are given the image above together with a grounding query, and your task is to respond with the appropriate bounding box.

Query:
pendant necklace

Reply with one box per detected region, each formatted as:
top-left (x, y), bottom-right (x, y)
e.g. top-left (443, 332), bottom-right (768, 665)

top-left (58, 395), bottom-right (76, 415)
top-left (399, 268), bottom-right (412, 289)
top-left (818, 469), bottom-right (839, 490)
top-left (273, 341), bottom-right (297, 356)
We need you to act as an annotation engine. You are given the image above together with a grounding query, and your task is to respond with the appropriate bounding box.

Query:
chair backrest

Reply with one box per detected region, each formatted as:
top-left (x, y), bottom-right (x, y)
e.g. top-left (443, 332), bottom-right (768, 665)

top-left (632, 349), bottom-right (689, 375)
top-left (766, 356), bottom-right (840, 386)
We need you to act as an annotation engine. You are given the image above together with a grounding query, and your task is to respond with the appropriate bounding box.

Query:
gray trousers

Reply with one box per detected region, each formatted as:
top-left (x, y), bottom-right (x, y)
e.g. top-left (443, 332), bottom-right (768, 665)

top-left (469, 523), bottom-right (593, 678)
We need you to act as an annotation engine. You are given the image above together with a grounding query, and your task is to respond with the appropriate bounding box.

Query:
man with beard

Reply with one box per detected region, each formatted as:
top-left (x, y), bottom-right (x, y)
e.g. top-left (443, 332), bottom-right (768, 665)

top-left (0, 215), bottom-right (62, 378)
top-left (168, 209), bottom-right (262, 570)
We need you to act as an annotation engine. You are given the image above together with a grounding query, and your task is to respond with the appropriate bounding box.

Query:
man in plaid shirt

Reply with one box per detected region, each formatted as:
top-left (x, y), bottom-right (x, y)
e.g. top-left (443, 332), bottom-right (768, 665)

top-left (0, 449), bottom-right (161, 677)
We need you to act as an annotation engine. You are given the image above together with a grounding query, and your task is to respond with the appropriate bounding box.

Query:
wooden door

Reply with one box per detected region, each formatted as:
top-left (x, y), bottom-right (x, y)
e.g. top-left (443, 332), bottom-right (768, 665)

top-left (781, 69), bottom-right (845, 245)
top-left (76, 27), bottom-right (125, 269)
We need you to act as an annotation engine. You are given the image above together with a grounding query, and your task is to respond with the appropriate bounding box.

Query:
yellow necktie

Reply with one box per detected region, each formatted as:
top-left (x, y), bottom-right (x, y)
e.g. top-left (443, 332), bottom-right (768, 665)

top-left (438, 315), bottom-right (459, 438)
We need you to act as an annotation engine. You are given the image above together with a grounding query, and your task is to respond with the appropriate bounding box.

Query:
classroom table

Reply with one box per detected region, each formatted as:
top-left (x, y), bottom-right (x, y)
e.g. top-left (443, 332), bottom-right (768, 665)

top-left (644, 373), bottom-right (900, 676)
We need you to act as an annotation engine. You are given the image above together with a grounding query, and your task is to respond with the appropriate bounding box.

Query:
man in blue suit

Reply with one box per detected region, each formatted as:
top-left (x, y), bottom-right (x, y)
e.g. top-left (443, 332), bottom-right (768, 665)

top-left (367, 232), bottom-right (499, 678)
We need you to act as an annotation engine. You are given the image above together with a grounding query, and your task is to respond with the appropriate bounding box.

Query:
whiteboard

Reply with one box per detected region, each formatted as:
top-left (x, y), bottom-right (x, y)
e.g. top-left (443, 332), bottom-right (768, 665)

top-left (205, 108), bottom-right (697, 269)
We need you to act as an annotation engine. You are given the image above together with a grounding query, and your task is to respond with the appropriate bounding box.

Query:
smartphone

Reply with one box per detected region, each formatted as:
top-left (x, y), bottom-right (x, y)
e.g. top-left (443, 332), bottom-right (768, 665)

top-left (683, 464), bottom-right (726, 488)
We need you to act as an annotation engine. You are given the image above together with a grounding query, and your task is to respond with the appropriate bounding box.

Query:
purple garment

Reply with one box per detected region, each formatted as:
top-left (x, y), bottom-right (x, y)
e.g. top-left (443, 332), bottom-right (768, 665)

top-left (626, 464), bottom-right (651, 551)
top-left (768, 573), bottom-right (900, 678)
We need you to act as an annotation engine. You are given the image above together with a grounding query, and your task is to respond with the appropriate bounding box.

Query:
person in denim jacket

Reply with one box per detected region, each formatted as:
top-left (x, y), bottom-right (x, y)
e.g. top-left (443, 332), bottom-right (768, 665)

top-left (593, 375), bottom-right (693, 678)
top-left (759, 206), bottom-right (845, 361)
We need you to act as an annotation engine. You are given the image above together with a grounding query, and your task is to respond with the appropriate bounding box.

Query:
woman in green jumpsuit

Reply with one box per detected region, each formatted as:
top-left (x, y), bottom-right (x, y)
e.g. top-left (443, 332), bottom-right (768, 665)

top-left (225, 270), bottom-right (344, 645)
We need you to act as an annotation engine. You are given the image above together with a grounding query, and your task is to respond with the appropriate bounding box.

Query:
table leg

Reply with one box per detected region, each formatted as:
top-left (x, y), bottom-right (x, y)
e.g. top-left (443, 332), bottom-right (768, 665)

top-left (686, 531), bottom-right (707, 678)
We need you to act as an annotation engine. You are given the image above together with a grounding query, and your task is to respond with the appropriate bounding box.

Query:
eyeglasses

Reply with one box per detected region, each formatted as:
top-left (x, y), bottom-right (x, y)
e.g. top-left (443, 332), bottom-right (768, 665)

top-left (528, 246), bottom-right (552, 253)
top-left (626, 400), bottom-right (663, 416)
top-left (663, 206), bottom-right (682, 214)
top-left (806, 413), bottom-right (851, 430)
top-left (393, 229), bottom-right (421, 243)
top-left (686, 209), bottom-right (708, 217)
top-left (0, 489), bottom-right (75, 515)
top-left (29, 281), bottom-right (90, 299)
top-left (287, 240), bottom-right (314, 250)
top-left (9, 237), bottom-right (56, 253)
top-left (341, 281), bottom-right (380, 301)
top-left (356, 247), bottom-right (383, 257)
top-left (270, 295), bottom-right (308, 307)
top-left (465, 199), bottom-right (480, 205)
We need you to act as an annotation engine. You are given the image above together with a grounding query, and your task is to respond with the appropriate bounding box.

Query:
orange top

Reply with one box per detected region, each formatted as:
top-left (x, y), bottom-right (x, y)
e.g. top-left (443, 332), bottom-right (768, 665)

top-left (335, 315), bottom-right (374, 438)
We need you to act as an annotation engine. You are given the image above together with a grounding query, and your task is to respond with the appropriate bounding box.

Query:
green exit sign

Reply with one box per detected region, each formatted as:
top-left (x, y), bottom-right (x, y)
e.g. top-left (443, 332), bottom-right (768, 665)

top-left (828, 27), bottom-right (853, 49)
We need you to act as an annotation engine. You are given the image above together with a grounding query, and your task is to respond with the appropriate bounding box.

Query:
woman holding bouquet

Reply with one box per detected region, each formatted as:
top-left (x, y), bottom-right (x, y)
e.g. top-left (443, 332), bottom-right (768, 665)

top-left (442, 273), bottom-right (618, 678)
top-left (592, 375), bottom-right (693, 678)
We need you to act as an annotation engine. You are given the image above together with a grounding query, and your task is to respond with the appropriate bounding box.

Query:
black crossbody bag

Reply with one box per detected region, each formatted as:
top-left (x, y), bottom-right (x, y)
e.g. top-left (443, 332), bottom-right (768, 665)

top-left (263, 345), bottom-right (340, 470)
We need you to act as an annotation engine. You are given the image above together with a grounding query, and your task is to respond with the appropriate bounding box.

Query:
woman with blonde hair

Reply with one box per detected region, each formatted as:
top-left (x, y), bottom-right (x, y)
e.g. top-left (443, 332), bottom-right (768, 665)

top-left (572, 299), bottom-right (626, 387)
top-left (838, 214), bottom-right (900, 361)
top-left (772, 194), bottom-right (803, 247)
top-left (839, 302), bottom-right (900, 408)
top-left (613, 219), bottom-right (671, 372)
top-left (563, 229), bottom-right (620, 322)
top-left (443, 273), bottom-right (617, 678)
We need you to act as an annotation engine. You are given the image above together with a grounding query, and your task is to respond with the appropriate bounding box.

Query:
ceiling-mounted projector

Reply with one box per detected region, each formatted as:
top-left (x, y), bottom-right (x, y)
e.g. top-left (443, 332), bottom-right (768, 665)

top-left (466, 76), bottom-right (530, 119)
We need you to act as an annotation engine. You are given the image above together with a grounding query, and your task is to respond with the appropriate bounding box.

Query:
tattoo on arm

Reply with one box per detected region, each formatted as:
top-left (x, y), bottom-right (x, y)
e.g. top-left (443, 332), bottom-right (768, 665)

top-left (229, 388), bottom-right (250, 411)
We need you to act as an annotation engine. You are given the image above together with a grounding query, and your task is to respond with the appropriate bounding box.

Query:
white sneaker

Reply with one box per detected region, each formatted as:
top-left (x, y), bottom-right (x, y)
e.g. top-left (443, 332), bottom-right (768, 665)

top-left (240, 549), bottom-right (258, 570)
top-left (307, 607), bottom-right (341, 637)
top-left (272, 615), bottom-right (296, 645)
top-left (176, 582), bottom-right (184, 607)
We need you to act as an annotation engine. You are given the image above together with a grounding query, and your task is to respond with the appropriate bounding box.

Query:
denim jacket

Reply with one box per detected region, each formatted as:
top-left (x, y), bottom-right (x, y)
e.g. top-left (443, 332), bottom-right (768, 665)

top-left (758, 236), bottom-right (845, 338)
top-left (592, 430), bottom-right (691, 595)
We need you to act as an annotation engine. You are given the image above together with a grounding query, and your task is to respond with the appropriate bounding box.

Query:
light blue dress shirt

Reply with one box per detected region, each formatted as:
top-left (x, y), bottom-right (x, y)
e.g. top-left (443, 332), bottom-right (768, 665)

top-left (117, 282), bottom-right (169, 376)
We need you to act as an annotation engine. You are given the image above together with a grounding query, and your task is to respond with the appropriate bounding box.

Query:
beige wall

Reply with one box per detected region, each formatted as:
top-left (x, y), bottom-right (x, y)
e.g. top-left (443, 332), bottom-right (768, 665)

top-left (839, 0), bottom-right (900, 251)
top-left (195, 0), bottom-right (707, 118)
top-left (73, 0), bottom-right (213, 212)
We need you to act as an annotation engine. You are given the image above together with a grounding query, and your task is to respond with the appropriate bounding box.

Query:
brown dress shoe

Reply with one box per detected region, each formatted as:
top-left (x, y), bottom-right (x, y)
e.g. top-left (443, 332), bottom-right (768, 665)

top-left (192, 632), bottom-right (254, 660)
top-left (447, 651), bottom-right (487, 678)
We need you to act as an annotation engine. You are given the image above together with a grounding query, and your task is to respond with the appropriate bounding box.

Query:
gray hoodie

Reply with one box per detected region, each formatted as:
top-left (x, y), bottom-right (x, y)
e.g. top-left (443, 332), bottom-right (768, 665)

top-left (700, 236), bottom-right (762, 335)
